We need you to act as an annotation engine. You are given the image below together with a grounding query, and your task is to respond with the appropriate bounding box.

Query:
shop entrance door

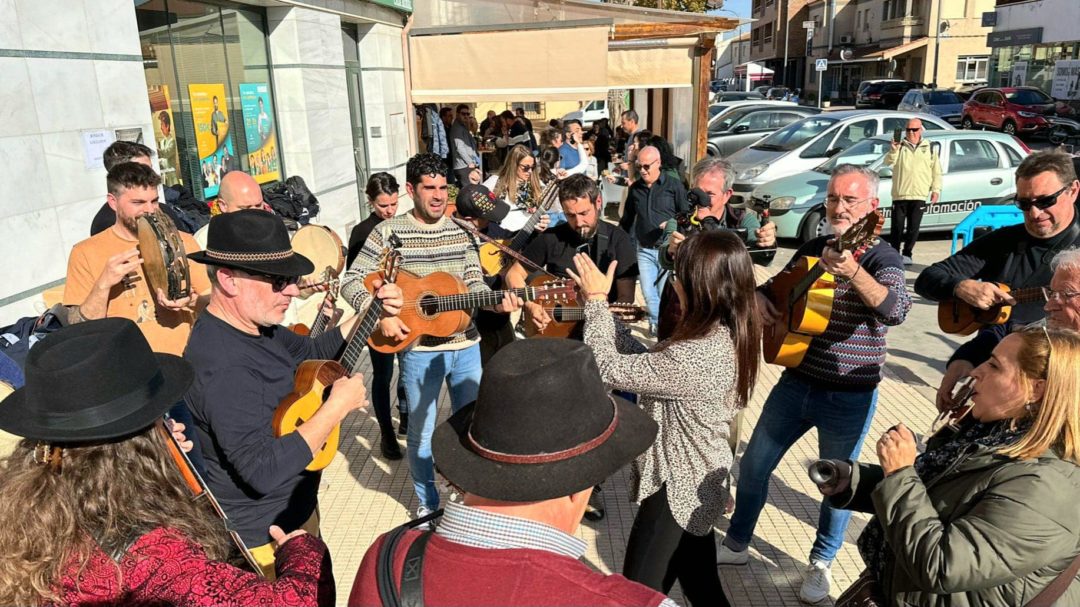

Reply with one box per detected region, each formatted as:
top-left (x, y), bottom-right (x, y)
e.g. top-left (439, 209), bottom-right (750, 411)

top-left (342, 24), bottom-right (370, 212)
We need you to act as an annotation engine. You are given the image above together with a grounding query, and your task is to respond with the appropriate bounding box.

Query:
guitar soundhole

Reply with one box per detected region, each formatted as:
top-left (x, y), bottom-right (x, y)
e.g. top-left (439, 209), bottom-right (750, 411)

top-left (419, 294), bottom-right (439, 317)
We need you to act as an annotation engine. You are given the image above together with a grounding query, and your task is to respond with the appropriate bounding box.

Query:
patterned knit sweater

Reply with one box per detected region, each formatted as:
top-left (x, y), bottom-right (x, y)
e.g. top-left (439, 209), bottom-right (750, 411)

top-left (761, 237), bottom-right (911, 390)
top-left (341, 212), bottom-right (488, 351)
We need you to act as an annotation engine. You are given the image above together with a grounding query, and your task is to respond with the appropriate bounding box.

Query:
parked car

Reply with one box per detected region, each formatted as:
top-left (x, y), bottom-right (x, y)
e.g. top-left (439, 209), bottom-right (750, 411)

top-left (856, 80), bottom-right (925, 109)
top-left (709, 99), bottom-right (798, 121)
top-left (753, 131), bottom-right (1029, 242)
top-left (726, 110), bottom-right (953, 207)
top-left (765, 86), bottom-right (791, 100)
top-left (707, 105), bottom-right (821, 157)
top-left (755, 85), bottom-right (773, 96)
top-left (961, 86), bottom-right (1055, 136)
top-left (710, 80), bottom-right (729, 93)
top-left (712, 91), bottom-right (766, 104)
top-left (562, 99), bottom-right (608, 128)
top-left (897, 89), bottom-right (966, 126)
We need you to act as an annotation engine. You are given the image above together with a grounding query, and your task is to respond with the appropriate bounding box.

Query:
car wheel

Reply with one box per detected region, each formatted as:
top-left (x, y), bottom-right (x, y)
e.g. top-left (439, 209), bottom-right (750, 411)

top-left (1002, 120), bottom-right (1017, 135)
top-left (799, 209), bottom-right (826, 244)
top-left (1050, 125), bottom-right (1068, 144)
top-left (961, 116), bottom-right (974, 130)
top-left (706, 145), bottom-right (719, 158)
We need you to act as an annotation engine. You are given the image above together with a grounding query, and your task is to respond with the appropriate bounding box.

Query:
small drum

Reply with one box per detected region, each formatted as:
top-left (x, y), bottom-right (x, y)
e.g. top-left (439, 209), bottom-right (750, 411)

top-left (291, 224), bottom-right (345, 299)
top-left (137, 210), bottom-right (191, 301)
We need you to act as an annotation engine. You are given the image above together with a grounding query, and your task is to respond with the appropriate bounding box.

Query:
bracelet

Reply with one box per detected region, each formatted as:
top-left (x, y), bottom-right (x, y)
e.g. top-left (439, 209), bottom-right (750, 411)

top-left (849, 265), bottom-right (862, 281)
top-left (586, 291), bottom-right (608, 300)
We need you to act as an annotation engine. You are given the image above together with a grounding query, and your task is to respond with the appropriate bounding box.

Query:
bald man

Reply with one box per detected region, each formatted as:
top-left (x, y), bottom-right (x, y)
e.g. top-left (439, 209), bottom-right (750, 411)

top-left (883, 117), bottom-right (941, 265)
top-left (194, 171), bottom-right (269, 248)
top-left (618, 144), bottom-right (688, 334)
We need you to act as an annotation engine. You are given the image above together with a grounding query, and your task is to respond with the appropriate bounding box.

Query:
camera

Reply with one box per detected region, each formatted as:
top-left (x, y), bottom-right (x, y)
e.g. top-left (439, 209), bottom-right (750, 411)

top-left (808, 459), bottom-right (852, 495)
top-left (687, 187), bottom-right (712, 208)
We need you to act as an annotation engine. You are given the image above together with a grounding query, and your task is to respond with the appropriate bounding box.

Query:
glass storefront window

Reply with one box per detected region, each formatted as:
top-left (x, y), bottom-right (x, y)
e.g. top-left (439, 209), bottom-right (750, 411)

top-left (136, 0), bottom-right (283, 201)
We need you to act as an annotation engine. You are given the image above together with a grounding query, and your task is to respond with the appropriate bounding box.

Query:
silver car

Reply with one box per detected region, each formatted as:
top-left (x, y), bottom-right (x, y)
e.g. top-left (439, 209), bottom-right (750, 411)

top-left (706, 105), bottom-right (821, 158)
top-left (726, 110), bottom-right (953, 207)
top-left (897, 89), bottom-right (966, 126)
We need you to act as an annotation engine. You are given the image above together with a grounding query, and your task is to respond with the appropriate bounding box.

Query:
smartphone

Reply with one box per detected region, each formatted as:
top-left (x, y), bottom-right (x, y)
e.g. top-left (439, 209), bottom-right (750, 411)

top-left (893, 127), bottom-right (902, 143)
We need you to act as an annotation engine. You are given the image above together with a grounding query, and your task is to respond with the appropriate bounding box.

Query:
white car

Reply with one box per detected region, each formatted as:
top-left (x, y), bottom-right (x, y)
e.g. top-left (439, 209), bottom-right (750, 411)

top-left (562, 99), bottom-right (608, 128)
top-left (726, 110), bottom-right (953, 207)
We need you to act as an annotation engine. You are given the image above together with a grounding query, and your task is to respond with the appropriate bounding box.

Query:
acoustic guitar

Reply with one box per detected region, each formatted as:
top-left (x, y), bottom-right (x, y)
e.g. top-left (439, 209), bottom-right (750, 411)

top-left (763, 211), bottom-right (883, 368)
top-left (290, 270), bottom-right (342, 339)
top-left (478, 181), bottom-right (558, 276)
top-left (158, 420), bottom-right (263, 575)
top-left (937, 284), bottom-right (1044, 335)
top-left (274, 239), bottom-right (402, 471)
top-left (523, 275), bottom-right (645, 338)
top-left (364, 270), bottom-right (576, 354)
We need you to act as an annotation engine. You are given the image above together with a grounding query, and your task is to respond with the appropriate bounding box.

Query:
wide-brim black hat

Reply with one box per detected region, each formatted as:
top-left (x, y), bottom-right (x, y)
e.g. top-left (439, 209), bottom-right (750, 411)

top-left (455, 183), bottom-right (510, 224)
top-left (432, 339), bottom-right (657, 502)
top-left (188, 209), bottom-right (314, 277)
top-left (0, 318), bottom-right (193, 442)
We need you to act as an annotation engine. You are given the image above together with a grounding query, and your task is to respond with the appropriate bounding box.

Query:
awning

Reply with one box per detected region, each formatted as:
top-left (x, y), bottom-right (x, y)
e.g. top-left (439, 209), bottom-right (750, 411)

top-left (409, 24), bottom-right (610, 103)
top-left (735, 61), bottom-right (774, 75)
top-left (608, 37), bottom-right (697, 89)
top-left (825, 37), bottom-right (931, 64)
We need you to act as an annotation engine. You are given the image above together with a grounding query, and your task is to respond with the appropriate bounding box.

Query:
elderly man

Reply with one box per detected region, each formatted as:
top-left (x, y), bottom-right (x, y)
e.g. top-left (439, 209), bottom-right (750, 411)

top-left (348, 339), bottom-right (673, 607)
top-left (720, 165), bottom-right (911, 604)
top-left (884, 117), bottom-right (942, 264)
top-left (618, 145), bottom-right (689, 335)
top-left (918, 149), bottom-right (1080, 402)
top-left (194, 171), bottom-right (269, 248)
top-left (183, 209), bottom-right (401, 579)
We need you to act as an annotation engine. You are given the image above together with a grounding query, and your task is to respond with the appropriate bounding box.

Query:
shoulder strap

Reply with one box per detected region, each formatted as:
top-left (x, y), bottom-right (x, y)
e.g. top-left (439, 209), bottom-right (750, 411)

top-left (1025, 552), bottom-right (1080, 607)
top-left (399, 532), bottom-right (434, 607)
top-left (376, 509), bottom-right (443, 607)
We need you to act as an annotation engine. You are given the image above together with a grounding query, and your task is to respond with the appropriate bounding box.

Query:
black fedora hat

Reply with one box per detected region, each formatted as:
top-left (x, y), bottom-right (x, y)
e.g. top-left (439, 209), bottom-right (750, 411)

top-left (432, 339), bottom-right (657, 502)
top-left (455, 184), bottom-right (510, 223)
top-left (0, 318), bottom-right (193, 442)
top-left (188, 209), bottom-right (314, 278)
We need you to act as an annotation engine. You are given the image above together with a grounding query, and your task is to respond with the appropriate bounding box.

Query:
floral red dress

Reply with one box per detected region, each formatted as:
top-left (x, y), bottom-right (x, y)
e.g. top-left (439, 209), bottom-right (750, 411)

top-left (53, 527), bottom-right (334, 606)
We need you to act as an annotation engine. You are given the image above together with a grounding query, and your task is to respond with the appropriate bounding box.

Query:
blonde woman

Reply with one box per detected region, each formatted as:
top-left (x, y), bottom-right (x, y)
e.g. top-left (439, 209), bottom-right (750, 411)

top-left (825, 325), bottom-right (1080, 606)
top-left (482, 144), bottom-right (563, 227)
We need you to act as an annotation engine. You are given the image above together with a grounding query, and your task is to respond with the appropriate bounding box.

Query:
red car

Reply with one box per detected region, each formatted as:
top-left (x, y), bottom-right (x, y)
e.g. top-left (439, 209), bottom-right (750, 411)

top-left (961, 87), bottom-right (1055, 136)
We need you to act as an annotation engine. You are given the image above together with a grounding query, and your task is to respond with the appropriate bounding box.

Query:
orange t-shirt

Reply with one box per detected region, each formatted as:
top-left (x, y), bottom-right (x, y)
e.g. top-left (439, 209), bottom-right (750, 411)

top-left (63, 228), bottom-right (211, 356)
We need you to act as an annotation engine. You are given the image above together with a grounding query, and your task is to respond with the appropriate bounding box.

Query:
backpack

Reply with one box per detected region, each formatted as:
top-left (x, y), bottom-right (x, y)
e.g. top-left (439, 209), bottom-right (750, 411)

top-left (0, 305), bottom-right (71, 388)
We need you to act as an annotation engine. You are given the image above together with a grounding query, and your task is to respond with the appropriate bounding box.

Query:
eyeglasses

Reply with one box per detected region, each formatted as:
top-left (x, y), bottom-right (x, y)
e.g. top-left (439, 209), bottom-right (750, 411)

top-left (518, 163), bottom-right (535, 172)
top-left (906, 127), bottom-right (922, 132)
top-left (1015, 184), bottom-right (1069, 212)
top-left (240, 271), bottom-right (300, 293)
top-left (1041, 286), bottom-right (1080, 303)
top-left (824, 195), bottom-right (873, 208)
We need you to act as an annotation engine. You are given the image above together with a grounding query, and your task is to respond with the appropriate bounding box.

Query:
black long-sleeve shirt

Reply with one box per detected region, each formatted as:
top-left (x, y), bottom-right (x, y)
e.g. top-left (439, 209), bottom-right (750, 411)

top-left (183, 312), bottom-right (345, 546)
top-left (618, 173), bottom-right (689, 249)
top-left (914, 217), bottom-right (1080, 325)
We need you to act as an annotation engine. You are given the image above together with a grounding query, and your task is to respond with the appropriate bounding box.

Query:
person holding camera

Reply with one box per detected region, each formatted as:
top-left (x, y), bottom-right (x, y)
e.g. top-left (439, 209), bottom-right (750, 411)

top-left (884, 118), bottom-right (941, 265)
top-left (817, 325), bottom-right (1080, 607)
top-left (559, 119), bottom-right (591, 177)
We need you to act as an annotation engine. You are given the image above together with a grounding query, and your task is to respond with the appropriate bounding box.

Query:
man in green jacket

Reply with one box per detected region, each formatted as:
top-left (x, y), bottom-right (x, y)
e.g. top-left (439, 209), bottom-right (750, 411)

top-left (884, 117), bottom-right (942, 266)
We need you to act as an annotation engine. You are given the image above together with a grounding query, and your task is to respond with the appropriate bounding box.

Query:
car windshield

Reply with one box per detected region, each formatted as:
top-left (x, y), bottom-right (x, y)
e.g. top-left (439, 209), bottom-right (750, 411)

top-left (927, 91), bottom-right (962, 104)
top-left (709, 105), bottom-right (728, 119)
top-left (815, 138), bottom-right (891, 173)
top-left (1007, 89), bottom-right (1052, 105)
top-left (753, 116), bottom-right (838, 151)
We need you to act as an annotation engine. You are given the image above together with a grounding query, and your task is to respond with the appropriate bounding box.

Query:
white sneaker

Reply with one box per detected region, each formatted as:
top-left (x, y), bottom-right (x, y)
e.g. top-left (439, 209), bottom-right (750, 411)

top-left (716, 542), bottom-right (749, 566)
top-left (415, 505), bottom-right (436, 531)
top-left (798, 560), bottom-right (832, 604)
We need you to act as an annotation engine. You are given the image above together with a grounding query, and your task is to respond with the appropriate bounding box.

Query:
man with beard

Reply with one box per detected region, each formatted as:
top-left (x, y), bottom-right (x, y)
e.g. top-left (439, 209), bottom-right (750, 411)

top-left (63, 162), bottom-right (210, 357)
top-left (506, 173), bottom-right (639, 337)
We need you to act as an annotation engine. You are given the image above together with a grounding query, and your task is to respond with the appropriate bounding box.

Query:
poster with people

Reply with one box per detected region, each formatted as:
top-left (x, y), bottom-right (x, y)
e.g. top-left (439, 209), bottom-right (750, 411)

top-left (1011, 61), bottom-right (1028, 89)
top-left (147, 85), bottom-right (182, 187)
top-left (188, 83), bottom-right (235, 198)
top-left (238, 83), bottom-right (281, 184)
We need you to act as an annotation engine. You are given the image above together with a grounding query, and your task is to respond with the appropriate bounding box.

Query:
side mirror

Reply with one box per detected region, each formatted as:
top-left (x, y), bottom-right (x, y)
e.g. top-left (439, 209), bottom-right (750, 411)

top-left (825, 147), bottom-right (843, 157)
top-left (878, 166), bottom-right (894, 178)
top-left (733, 124), bottom-right (750, 133)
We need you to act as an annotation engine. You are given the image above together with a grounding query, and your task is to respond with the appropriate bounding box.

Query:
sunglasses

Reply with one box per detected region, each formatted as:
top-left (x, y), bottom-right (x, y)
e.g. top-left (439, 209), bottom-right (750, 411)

top-left (240, 271), bottom-right (300, 293)
top-left (906, 128), bottom-right (922, 132)
top-left (1015, 184), bottom-right (1069, 212)
top-left (518, 163), bottom-right (535, 172)
top-left (636, 161), bottom-right (657, 171)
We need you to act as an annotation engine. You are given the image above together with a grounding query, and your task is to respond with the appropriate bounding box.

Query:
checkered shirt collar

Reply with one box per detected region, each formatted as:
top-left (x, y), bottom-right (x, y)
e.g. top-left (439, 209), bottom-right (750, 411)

top-left (436, 502), bottom-right (587, 559)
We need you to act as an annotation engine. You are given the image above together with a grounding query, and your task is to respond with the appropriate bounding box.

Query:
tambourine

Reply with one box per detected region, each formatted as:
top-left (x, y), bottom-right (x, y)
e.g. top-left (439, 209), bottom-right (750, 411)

top-left (137, 210), bottom-right (191, 301)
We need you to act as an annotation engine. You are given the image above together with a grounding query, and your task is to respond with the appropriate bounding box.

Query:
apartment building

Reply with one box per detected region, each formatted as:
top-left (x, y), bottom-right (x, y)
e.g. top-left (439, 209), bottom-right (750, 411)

top-left (749, 0), bottom-right (814, 89)
top-left (987, 0), bottom-right (1080, 101)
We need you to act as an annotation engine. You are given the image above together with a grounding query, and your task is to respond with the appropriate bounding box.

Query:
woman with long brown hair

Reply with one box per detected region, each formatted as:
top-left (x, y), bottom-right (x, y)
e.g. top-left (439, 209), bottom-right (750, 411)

top-left (568, 229), bottom-right (761, 607)
top-left (0, 318), bottom-right (332, 606)
top-left (482, 143), bottom-right (543, 210)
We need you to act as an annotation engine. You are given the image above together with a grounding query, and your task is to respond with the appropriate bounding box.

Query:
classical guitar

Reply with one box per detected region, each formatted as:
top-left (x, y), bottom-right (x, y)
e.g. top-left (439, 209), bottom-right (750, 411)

top-left (364, 270), bottom-right (576, 354)
top-left (291, 271), bottom-right (342, 339)
top-left (763, 211), bottom-right (883, 368)
top-left (523, 275), bottom-right (645, 338)
top-left (478, 181), bottom-right (558, 276)
top-left (158, 420), bottom-right (263, 576)
top-left (937, 284), bottom-right (1044, 335)
top-left (274, 239), bottom-right (402, 471)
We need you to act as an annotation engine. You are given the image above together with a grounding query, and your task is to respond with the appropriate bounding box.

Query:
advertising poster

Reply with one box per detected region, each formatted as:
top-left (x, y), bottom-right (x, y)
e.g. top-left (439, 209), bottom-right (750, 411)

top-left (239, 83), bottom-right (281, 184)
top-left (1051, 60), bottom-right (1080, 101)
top-left (1011, 61), bottom-right (1028, 88)
top-left (188, 83), bottom-right (236, 198)
top-left (148, 85), bottom-right (182, 187)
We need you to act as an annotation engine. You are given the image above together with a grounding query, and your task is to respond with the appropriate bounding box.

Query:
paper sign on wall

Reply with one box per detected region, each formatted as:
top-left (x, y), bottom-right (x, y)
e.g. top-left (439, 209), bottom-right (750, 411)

top-left (82, 130), bottom-right (116, 170)
top-left (1051, 60), bottom-right (1080, 101)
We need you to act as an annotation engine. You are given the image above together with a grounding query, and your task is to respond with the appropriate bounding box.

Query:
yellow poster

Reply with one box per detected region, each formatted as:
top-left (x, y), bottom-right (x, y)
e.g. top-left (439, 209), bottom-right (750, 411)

top-left (188, 83), bottom-right (237, 198)
top-left (148, 85), bottom-right (181, 187)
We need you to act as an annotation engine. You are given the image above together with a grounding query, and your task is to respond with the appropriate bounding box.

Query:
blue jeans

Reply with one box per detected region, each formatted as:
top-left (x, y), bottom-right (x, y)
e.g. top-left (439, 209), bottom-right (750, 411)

top-left (726, 373), bottom-right (877, 564)
top-left (637, 245), bottom-right (666, 328)
top-left (399, 344), bottom-right (482, 510)
top-left (368, 348), bottom-right (407, 435)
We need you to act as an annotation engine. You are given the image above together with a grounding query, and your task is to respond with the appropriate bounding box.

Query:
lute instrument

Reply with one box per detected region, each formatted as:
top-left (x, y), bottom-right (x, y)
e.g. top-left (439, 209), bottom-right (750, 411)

top-left (763, 211), bottom-right (883, 368)
top-left (937, 284), bottom-right (1044, 335)
top-left (290, 270), bottom-right (342, 339)
top-left (522, 275), bottom-right (644, 338)
top-left (273, 238), bottom-right (402, 471)
top-left (478, 181), bottom-right (558, 276)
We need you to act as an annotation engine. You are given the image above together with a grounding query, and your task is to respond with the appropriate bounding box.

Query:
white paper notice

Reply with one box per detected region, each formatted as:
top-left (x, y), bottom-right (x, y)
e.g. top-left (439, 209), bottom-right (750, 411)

top-left (83, 129), bottom-right (116, 170)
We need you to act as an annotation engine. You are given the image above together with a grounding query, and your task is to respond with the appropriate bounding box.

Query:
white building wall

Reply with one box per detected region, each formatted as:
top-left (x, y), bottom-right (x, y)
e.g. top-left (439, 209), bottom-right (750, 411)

top-left (994, 0), bottom-right (1078, 45)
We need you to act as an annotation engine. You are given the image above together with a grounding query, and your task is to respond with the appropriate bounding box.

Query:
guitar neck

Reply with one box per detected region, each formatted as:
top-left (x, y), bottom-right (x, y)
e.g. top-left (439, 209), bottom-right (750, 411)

top-left (433, 287), bottom-right (540, 313)
top-left (506, 208), bottom-right (545, 252)
top-left (1009, 286), bottom-right (1046, 305)
top-left (790, 263), bottom-right (830, 304)
top-left (340, 299), bottom-right (386, 373)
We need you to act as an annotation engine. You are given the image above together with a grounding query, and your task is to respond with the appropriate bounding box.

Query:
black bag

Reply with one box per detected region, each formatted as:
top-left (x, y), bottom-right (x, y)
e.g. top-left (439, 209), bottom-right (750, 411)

top-left (0, 305), bottom-right (71, 386)
top-left (262, 176), bottom-right (320, 224)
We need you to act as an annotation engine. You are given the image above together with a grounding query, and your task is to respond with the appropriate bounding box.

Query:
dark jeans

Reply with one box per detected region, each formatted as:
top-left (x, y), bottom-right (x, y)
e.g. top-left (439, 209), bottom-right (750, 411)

top-left (889, 199), bottom-right (926, 256)
top-left (368, 348), bottom-right (407, 437)
top-left (623, 485), bottom-right (730, 607)
top-left (454, 167), bottom-right (474, 187)
top-left (476, 315), bottom-right (515, 367)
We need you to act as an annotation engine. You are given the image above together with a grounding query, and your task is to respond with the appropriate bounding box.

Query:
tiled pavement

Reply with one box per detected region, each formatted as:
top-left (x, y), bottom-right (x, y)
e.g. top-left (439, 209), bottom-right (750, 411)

top-left (316, 265), bottom-right (944, 606)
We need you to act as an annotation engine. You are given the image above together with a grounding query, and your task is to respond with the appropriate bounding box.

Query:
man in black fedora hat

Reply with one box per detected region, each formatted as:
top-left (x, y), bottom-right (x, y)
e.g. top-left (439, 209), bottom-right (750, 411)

top-left (183, 209), bottom-right (403, 579)
top-left (348, 339), bottom-right (675, 607)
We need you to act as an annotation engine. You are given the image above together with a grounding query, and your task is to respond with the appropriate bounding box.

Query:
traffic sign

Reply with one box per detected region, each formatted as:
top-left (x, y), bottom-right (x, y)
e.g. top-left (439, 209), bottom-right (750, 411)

top-left (815, 58), bottom-right (828, 72)
top-left (802, 20), bottom-right (816, 28)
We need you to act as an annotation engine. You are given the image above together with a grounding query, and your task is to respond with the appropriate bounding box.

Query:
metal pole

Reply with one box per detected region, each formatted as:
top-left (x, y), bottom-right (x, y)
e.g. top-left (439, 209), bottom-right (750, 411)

top-left (931, 0), bottom-right (942, 86)
top-left (783, 0), bottom-right (789, 87)
top-left (818, 69), bottom-right (823, 108)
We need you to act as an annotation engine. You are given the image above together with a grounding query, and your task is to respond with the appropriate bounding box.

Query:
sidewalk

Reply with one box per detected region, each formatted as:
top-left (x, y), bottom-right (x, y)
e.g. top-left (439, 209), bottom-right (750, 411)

top-left (315, 263), bottom-right (942, 606)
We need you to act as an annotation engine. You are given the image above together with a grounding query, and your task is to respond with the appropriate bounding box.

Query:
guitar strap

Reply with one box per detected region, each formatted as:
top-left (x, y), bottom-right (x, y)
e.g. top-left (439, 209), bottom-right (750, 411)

top-left (450, 216), bottom-right (552, 277)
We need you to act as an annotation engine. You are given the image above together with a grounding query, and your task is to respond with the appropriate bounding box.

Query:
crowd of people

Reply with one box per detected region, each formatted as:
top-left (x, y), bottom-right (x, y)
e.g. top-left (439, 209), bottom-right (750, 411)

top-left (1, 107), bottom-right (1080, 607)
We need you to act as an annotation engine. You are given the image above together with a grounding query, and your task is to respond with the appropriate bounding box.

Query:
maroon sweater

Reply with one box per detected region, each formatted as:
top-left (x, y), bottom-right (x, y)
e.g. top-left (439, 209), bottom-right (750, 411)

top-left (349, 530), bottom-right (668, 606)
